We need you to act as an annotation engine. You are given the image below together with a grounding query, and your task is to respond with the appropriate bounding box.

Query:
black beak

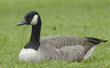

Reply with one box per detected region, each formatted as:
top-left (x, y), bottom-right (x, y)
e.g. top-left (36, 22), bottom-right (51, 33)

top-left (17, 19), bottom-right (27, 26)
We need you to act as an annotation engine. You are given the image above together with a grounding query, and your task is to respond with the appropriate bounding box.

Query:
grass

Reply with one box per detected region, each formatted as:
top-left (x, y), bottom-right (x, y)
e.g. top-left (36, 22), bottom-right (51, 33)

top-left (0, 0), bottom-right (110, 68)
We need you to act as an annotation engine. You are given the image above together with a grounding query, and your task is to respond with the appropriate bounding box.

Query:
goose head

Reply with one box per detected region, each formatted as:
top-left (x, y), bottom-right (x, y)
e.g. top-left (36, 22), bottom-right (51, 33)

top-left (17, 11), bottom-right (41, 26)
top-left (17, 11), bottom-right (42, 50)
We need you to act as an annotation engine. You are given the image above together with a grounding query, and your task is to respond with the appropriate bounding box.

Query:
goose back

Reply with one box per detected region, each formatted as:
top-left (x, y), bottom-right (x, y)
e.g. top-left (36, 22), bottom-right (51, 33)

top-left (40, 35), bottom-right (94, 49)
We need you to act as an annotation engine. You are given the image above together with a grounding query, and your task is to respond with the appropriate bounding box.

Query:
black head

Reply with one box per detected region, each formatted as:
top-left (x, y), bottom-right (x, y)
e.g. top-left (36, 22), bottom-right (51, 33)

top-left (17, 11), bottom-right (41, 26)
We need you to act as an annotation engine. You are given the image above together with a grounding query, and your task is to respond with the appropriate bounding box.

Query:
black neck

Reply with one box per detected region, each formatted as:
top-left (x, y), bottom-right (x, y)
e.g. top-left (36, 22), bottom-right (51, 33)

top-left (24, 18), bottom-right (41, 50)
top-left (30, 24), bottom-right (41, 43)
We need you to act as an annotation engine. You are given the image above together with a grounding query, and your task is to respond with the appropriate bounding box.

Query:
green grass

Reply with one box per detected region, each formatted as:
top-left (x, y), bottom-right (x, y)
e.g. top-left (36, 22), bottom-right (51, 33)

top-left (0, 0), bottom-right (110, 68)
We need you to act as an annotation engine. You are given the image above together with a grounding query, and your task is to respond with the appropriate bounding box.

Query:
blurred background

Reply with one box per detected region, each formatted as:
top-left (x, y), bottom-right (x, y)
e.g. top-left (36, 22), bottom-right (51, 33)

top-left (0, 0), bottom-right (110, 68)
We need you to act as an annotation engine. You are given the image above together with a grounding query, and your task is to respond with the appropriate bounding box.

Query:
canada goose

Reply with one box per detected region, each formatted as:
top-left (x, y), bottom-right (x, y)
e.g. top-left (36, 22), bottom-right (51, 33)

top-left (17, 11), bottom-right (107, 63)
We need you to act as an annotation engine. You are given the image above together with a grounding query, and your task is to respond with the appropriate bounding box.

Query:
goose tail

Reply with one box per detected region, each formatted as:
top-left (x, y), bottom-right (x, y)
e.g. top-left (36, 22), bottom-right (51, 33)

top-left (85, 37), bottom-right (107, 45)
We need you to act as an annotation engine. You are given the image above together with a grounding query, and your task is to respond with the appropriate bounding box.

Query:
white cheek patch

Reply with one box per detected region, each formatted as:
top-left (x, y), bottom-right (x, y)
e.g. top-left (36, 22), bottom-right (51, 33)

top-left (30, 15), bottom-right (38, 25)
top-left (83, 45), bottom-right (97, 60)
